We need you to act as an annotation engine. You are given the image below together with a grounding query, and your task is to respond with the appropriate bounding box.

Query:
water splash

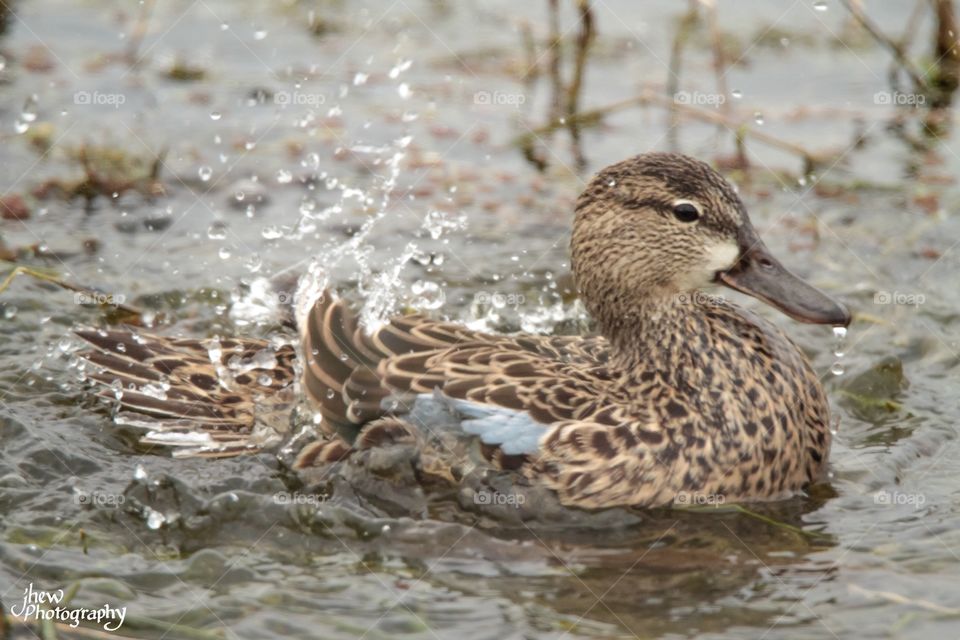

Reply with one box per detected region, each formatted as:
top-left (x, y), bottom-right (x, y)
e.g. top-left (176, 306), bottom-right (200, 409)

top-left (144, 507), bottom-right (166, 530)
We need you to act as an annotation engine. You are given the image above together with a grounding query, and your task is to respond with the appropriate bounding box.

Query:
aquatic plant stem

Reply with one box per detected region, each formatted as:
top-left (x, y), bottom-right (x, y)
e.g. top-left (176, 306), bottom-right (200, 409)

top-left (0, 263), bottom-right (148, 321)
top-left (517, 89), bottom-right (833, 172)
top-left (838, 0), bottom-right (930, 94)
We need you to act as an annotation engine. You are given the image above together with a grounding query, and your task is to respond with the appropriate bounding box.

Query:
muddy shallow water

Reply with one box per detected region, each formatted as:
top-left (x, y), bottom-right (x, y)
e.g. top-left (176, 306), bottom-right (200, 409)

top-left (1, 1), bottom-right (960, 638)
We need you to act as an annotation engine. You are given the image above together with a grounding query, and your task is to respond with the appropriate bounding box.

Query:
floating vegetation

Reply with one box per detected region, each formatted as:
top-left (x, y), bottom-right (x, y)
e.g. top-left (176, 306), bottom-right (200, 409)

top-left (30, 144), bottom-right (166, 204)
top-left (163, 58), bottom-right (207, 82)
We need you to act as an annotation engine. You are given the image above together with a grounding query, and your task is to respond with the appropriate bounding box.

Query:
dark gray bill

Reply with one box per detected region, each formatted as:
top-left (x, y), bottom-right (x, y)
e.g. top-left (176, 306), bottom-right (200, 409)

top-left (715, 224), bottom-right (851, 327)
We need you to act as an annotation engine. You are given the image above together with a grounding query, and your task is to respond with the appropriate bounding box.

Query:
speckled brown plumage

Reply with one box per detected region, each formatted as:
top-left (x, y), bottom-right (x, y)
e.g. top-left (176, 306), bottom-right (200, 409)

top-left (76, 152), bottom-right (849, 510)
top-left (75, 330), bottom-right (297, 456)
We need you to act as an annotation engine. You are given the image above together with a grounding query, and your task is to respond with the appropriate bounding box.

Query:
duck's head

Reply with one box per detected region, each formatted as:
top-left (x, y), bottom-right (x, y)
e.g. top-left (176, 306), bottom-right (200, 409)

top-left (571, 152), bottom-right (850, 332)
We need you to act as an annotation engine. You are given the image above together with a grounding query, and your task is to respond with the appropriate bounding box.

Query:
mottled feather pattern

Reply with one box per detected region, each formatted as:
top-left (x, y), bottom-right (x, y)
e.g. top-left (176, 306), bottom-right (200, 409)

top-left (76, 329), bottom-right (297, 455)
top-left (296, 289), bottom-right (830, 509)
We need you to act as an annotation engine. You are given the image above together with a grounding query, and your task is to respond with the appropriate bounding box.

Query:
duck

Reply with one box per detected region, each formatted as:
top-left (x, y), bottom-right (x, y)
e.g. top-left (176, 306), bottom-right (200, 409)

top-left (76, 152), bottom-right (850, 510)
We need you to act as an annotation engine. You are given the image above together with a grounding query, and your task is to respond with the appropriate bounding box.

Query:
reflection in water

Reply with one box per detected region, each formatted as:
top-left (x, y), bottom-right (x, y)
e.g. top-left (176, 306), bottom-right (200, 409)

top-left (116, 456), bottom-right (838, 638)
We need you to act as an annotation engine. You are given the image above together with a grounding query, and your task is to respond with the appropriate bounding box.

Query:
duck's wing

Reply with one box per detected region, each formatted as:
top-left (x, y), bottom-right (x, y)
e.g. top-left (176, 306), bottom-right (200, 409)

top-left (75, 329), bottom-right (297, 457)
top-left (300, 292), bottom-right (485, 431)
top-left (300, 294), bottom-right (616, 461)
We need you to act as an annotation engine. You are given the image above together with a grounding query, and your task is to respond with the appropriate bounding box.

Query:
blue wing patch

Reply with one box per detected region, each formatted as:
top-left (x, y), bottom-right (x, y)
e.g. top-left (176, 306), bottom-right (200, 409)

top-left (410, 391), bottom-right (544, 455)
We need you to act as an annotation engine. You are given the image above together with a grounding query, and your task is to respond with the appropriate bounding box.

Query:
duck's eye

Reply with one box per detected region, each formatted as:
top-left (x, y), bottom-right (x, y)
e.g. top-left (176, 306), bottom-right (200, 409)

top-left (672, 202), bottom-right (701, 223)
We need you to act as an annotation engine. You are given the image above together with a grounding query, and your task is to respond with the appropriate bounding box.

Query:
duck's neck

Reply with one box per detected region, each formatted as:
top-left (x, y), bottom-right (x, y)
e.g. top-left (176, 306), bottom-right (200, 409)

top-left (594, 291), bottom-right (716, 373)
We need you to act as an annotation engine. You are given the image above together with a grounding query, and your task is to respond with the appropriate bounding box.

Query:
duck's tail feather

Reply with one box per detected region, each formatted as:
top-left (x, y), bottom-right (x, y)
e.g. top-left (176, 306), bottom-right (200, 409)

top-left (75, 328), bottom-right (298, 458)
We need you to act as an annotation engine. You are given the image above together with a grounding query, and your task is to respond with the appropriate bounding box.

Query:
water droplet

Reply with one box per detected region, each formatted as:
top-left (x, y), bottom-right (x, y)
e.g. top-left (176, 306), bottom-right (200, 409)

top-left (133, 465), bottom-right (147, 480)
top-left (731, 89), bottom-right (742, 99)
top-left (0, 56), bottom-right (6, 72)
top-left (218, 247), bottom-right (232, 260)
top-left (326, 389), bottom-right (335, 399)
top-left (141, 382), bottom-right (168, 400)
top-left (3, 305), bottom-right (16, 319)
top-left (261, 225), bottom-right (283, 240)
top-left (397, 83), bottom-right (412, 99)
top-left (116, 342), bottom-right (126, 353)
top-left (276, 169), bottom-right (292, 184)
top-left (258, 374), bottom-right (272, 386)
top-left (209, 111), bottom-right (222, 121)
top-left (830, 361), bottom-right (845, 376)
top-left (353, 72), bottom-right (369, 86)
top-left (244, 253), bottom-right (262, 273)
top-left (813, 1), bottom-right (828, 11)
top-left (303, 152), bottom-right (320, 171)
top-left (206, 223), bottom-right (227, 240)
top-left (253, 29), bottom-right (268, 40)
top-left (753, 112), bottom-right (764, 125)
top-left (389, 59), bottom-right (412, 79)
top-left (21, 94), bottom-right (38, 123)
top-left (244, 140), bottom-right (256, 151)
top-left (832, 326), bottom-right (847, 358)
top-left (145, 508), bottom-right (166, 530)
top-left (411, 280), bottom-right (444, 310)
top-left (198, 166), bottom-right (213, 181)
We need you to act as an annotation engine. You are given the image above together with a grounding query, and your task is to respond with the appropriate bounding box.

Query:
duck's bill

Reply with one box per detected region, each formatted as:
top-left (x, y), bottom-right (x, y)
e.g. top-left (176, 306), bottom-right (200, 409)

top-left (715, 226), bottom-right (851, 327)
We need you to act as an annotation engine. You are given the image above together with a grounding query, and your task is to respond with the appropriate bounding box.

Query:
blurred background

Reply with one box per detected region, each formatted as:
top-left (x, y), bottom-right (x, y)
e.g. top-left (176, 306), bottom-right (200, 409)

top-left (1, 1), bottom-right (959, 638)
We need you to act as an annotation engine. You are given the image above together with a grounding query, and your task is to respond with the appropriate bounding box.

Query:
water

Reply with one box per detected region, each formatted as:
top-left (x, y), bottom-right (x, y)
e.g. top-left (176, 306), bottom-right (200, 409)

top-left (0, 1), bottom-right (959, 638)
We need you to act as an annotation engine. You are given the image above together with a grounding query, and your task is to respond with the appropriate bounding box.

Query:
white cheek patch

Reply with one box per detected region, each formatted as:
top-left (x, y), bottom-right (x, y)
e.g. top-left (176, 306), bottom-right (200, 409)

top-left (676, 240), bottom-right (739, 291)
top-left (704, 240), bottom-right (739, 273)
